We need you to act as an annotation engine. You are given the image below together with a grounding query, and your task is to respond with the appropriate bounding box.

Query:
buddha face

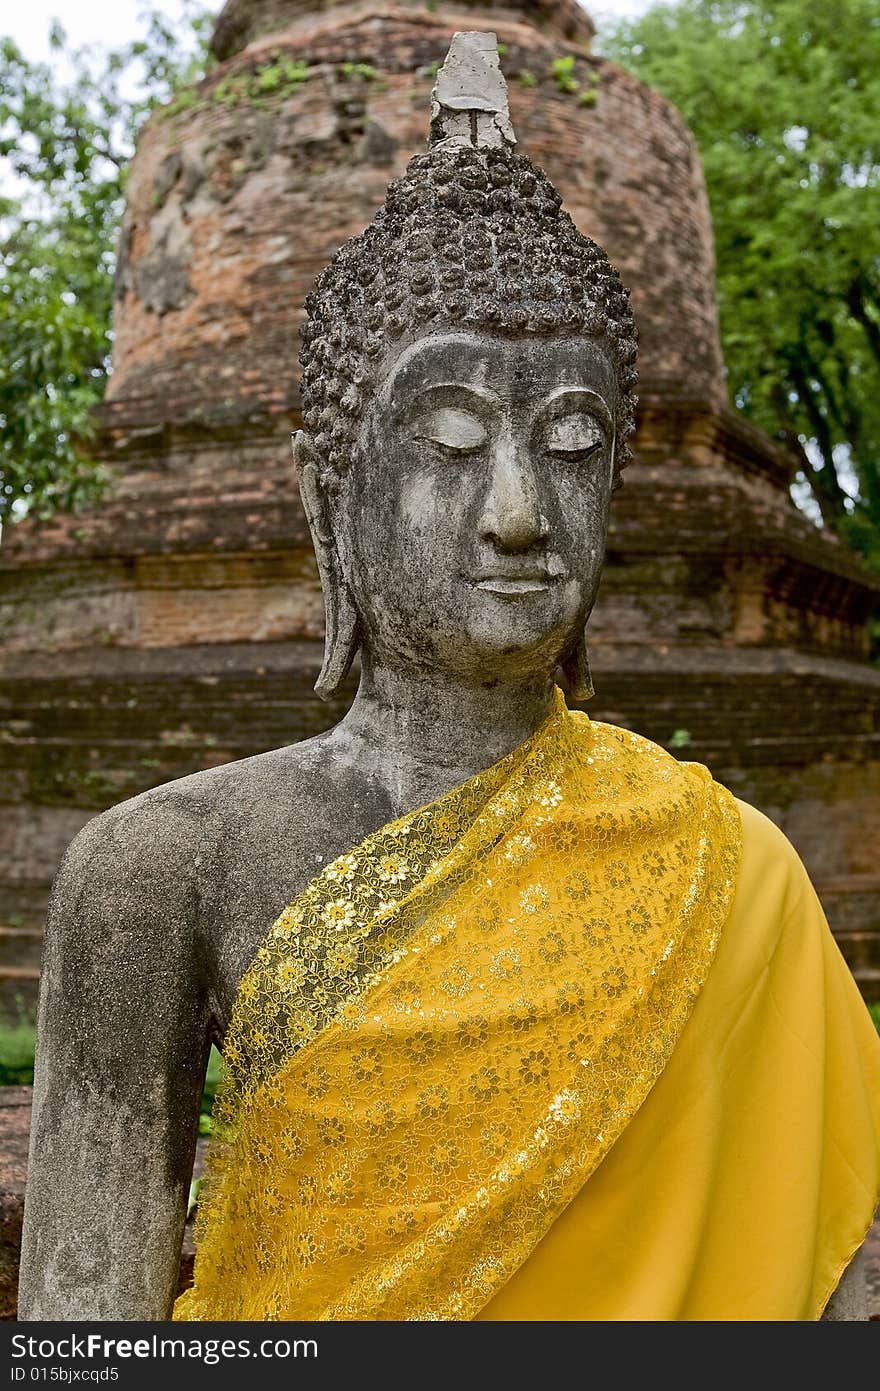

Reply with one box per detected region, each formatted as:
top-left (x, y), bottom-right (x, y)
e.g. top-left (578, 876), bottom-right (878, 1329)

top-left (329, 329), bottom-right (617, 686)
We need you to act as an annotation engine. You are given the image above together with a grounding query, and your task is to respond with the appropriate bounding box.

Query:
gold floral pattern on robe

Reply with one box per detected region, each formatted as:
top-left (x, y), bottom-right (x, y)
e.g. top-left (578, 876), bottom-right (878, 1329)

top-left (175, 688), bottom-right (743, 1321)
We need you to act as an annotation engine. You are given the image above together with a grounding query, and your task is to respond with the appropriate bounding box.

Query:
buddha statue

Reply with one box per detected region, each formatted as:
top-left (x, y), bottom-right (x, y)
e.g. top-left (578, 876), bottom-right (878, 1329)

top-left (19, 34), bottom-right (878, 1322)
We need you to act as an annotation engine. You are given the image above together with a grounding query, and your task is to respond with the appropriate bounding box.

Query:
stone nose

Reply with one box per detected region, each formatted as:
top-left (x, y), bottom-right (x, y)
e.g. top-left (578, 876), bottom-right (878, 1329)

top-left (478, 433), bottom-right (549, 553)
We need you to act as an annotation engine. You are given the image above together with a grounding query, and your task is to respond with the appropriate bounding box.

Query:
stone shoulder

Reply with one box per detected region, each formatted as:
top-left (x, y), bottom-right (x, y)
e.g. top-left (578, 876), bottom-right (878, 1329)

top-left (51, 745), bottom-right (303, 908)
top-left (55, 765), bottom-right (230, 894)
top-left (50, 734), bottom-right (352, 918)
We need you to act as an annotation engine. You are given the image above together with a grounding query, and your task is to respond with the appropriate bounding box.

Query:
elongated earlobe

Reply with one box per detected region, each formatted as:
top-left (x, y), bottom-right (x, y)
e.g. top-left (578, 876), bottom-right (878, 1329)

top-left (560, 632), bottom-right (595, 702)
top-left (293, 432), bottom-right (360, 702)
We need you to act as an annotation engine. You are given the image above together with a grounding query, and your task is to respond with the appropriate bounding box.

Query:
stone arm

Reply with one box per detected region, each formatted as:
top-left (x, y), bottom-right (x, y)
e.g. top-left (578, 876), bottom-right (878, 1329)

top-left (820, 1244), bottom-right (869, 1321)
top-left (18, 797), bottom-right (212, 1320)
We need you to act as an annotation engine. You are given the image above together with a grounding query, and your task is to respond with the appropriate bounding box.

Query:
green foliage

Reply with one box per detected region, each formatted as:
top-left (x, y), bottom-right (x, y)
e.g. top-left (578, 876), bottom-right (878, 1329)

top-left (548, 56), bottom-right (601, 105)
top-left (338, 62), bottom-right (378, 83)
top-left (187, 1175), bottom-right (203, 1218)
top-left (551, 55), bottom-right (580, 94)
top-left (256, 63), bottom-right (284, 92)
top-left (869, 1000), bottom-right (880, 1033)
top-left (170, 55), bottom-right (310, 117)
top-left (604, 0), bottom-right (880, 573)
top-left (517, 70), bottom-right (538, 88)
top-left (667, 728), bottom-right (693, 749)
top-left (198, 1045), bottom-right (223, 1135)
top-left (0, 1018), bottom-right (36, 1085)
top-left (0, 4), bottom-right (212, 525)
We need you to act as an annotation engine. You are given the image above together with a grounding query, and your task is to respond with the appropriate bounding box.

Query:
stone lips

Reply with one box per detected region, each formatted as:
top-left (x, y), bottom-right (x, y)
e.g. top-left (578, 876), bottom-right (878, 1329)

top-left (1, 0), bottom-right (879, 1011)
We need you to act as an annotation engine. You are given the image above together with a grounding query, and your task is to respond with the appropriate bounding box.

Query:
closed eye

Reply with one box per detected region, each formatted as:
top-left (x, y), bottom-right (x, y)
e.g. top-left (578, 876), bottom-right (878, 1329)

top-left (544, 412), bottom-right (604, 458)
top-left (412, 406), bottom-right (487, 455)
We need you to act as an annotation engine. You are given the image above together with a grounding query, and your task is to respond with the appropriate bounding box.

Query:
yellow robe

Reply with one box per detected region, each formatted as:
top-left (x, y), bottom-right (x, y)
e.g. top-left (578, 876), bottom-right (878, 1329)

top-left (176, 692), bottom-right (880, 1321)
top-left (479, 798), bottom-right (880, 1319)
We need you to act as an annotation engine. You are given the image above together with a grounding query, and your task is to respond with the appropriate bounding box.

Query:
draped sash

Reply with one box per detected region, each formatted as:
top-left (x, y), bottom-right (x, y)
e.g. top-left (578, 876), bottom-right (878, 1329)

top-left (175, 689), bottom-right (743, 1320)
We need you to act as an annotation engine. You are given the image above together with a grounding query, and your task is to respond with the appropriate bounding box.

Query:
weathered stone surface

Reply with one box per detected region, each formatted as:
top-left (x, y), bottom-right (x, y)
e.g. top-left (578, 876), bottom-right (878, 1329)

top-left (0, 1090), bottom-right (205, 1319)
top-left (430, 30), bottom-right (516, 148)
top-left (1, 0), bottom-right (879, 1018)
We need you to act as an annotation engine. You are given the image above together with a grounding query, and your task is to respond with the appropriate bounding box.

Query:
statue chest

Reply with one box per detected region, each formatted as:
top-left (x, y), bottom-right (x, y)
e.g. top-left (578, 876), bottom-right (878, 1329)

top-left (200, 792), bottom-right (392, 1039)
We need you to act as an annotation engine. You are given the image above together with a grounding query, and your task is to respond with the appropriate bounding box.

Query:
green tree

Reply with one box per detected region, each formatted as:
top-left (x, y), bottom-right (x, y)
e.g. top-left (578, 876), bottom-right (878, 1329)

top-left (0, 5), bottom-right (211, 524)
top-left (603, 0), bottom-right (880, 569)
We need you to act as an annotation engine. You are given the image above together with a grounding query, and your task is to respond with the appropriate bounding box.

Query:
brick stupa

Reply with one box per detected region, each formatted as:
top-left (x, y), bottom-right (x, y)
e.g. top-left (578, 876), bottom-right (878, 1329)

top-left (2, 0), bottom-right (878, 1013)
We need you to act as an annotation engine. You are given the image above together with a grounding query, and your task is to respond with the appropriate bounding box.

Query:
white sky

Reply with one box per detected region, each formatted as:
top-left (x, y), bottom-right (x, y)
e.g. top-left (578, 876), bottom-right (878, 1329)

top-left (3, 1), bottom-right (192, 59)
top-left (2, 0), bottom-right (656, 62)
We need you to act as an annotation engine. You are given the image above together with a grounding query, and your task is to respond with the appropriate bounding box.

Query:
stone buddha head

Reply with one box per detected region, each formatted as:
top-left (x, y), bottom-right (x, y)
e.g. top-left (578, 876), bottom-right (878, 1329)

top-left (294, 33), bottom-right (637, 704)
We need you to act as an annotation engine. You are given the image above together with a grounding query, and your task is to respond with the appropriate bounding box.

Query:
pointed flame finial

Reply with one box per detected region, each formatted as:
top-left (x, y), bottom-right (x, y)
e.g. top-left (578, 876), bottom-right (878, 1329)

top-left (429, 31), bottom-right (516, 151)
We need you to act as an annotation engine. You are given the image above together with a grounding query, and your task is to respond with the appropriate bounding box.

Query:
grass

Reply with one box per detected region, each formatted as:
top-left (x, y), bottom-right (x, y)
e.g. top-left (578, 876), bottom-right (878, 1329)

top-left (199, 1046), bottom-right (223, 1134)
top-left (0, 1018), bottom-right (36, 1086)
